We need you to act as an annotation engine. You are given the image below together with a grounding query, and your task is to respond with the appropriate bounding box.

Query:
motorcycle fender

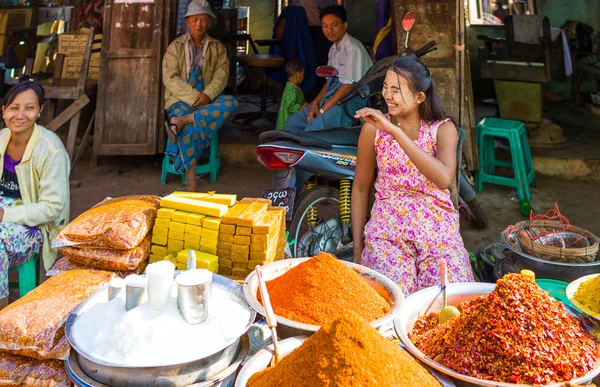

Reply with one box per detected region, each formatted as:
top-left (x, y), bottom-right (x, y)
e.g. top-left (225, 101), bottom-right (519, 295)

top-left (271, 168), bottom-right (313, 193)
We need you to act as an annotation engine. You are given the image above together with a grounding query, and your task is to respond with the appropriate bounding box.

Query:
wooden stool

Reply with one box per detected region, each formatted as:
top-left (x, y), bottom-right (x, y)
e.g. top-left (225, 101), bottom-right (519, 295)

top-left (236, 54), bottom-right (285, 126)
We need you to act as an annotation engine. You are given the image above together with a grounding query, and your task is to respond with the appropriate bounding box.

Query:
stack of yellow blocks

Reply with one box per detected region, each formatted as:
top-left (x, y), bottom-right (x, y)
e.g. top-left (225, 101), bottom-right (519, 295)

top-left (217, 198), bottom-right (287, 277)
top-left (149, 192), bottom-right (236, 273)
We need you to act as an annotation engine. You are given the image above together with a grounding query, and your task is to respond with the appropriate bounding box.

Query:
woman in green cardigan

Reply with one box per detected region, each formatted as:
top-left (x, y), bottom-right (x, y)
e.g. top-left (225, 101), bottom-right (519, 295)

top-left (0, 79), bottom-right (70, 309)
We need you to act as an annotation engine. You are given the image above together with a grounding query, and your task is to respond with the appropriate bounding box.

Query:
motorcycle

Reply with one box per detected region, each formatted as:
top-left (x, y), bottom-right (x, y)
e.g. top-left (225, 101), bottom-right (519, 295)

top-left (257, 12), bottom-right (488, 259)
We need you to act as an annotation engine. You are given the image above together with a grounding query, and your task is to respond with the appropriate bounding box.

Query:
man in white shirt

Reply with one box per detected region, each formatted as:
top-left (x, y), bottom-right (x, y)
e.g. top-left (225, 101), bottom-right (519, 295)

top-left (284, 5), bottom-right (373, 132)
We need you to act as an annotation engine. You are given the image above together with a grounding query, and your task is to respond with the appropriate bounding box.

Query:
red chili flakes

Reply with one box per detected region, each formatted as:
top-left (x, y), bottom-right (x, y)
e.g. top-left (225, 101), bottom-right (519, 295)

top-left (410, 274), bottom-right (600, 385)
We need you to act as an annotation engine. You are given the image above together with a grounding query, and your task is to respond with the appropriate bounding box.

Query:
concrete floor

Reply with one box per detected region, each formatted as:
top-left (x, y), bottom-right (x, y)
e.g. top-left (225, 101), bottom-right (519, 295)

top-left (70, 155), bottom-right (600, 254)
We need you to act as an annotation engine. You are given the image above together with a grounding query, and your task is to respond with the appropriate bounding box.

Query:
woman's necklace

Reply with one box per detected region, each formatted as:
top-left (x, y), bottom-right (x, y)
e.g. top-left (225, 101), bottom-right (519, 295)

top-left (392, 118), bottom-right (421, 141)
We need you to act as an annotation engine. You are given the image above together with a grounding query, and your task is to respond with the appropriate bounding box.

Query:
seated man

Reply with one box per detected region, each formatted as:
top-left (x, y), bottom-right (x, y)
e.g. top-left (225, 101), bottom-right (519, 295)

top-left (284, 5), bottom-right (372, 133)
top-left (162, 0), bottom-right (237, 191)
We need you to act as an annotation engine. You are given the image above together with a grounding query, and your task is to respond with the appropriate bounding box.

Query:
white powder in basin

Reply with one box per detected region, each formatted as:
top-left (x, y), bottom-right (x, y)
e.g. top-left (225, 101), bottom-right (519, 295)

top-left (72, 286), bottom-right (250, 366)
top-left (176, 269), bottom-right (212, 286)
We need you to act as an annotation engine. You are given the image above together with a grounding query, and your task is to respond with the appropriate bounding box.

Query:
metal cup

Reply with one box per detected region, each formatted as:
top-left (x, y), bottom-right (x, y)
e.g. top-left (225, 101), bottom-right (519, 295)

top-left (176, 271), bottom-right (212, 324)
top-left (108, 277), bottom-right (125, 301)
top-left (125, 275), bottom-right (147, 311)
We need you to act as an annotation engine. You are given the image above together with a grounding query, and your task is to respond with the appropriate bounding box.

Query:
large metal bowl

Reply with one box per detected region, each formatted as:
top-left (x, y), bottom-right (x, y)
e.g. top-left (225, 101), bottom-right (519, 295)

top-left (235, 336), bottom-right (456, 387)
top-left (65, 274), bottom-right (256, 386)
top-left (394, 282), bottom-right (600, 387)
top-left (501, 232), bottom-right (600, 282)
top-left (242, 258), bottom-right (405, 338)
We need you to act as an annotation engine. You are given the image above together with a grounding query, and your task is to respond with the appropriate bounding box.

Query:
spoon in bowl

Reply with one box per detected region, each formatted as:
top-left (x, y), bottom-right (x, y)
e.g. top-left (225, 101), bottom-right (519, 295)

top-left (255, 265), bottom-right (281, 366)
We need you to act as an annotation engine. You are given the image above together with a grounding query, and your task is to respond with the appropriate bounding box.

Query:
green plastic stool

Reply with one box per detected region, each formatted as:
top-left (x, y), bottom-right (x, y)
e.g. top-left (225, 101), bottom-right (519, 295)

top-left (160, 132), bottom-right (221, 185)
top-left (8, 254), bottom-right (39, 298)
top-left (475, 117), bottom-right (536, 215)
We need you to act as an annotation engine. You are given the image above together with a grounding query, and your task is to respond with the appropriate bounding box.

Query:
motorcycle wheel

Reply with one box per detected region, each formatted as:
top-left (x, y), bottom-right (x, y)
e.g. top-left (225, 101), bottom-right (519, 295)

top-left (288, 186), bottom-right (353, 261)
top-left (459, 195), bottom-right (489, 229)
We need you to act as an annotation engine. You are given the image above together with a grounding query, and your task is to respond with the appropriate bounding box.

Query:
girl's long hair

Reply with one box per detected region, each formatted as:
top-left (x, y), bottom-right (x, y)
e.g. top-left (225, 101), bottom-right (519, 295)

top-left (388, 58), bottom-right (446, 124)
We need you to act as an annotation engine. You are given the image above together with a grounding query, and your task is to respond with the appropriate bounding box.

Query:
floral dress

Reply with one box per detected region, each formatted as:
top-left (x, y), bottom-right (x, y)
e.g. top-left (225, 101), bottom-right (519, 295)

top-left (360, 118), bottom-right (474, 296)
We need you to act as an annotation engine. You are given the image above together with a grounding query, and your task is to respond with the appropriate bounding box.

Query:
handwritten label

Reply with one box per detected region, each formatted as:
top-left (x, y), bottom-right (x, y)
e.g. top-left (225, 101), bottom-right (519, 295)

top-left (261, 188), bottom-right (296, 221)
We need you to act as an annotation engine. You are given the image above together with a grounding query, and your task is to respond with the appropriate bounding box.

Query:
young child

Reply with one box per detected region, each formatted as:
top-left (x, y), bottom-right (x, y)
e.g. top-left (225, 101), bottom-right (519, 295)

top-left (276, 60), bottom-right (307, 130)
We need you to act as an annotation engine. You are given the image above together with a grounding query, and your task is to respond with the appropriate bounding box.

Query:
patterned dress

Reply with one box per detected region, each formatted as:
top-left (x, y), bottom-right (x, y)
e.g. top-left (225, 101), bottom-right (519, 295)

top-left (166, 64), bottom-right (238, 173)
top-left (361, 118), bottom-right (474, 296)
top-left (276, 82), bottom-right (305, 130)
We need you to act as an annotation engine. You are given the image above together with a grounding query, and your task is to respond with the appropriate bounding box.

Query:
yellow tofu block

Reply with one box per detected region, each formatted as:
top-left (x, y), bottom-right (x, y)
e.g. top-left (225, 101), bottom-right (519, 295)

top-left (201, 228), bottom-right (219, 240)
top-left (239, 198), bottom-right (254, 204)
top-left (250, 251), bottom-right (268, 261)
top-left (173, 191), bottom-right (237, 207)
top-left (176, 249), bottom-right (218, 267)
top-left (172, 210), bottom-right (190, 223)
top-left (177, 263), bottom-right (187, 270)
top-left (234, 235), bottom-right (251, 246)
top-left (185, 224), bottom-right (202, 236)
top-left (154, 218), bottom-right (171, 228)
top-left (253, 212), bottom-right (280, 235)
top-left (218, 249), bottom-right (232, 259)
top-left (168, 239), bottom-right (184, 253)
top-left (184, 233), bottom-right (201, 244)
top-left (149, 254), bottom-right (164, 263)
top-left (232, 262), bottom-right (247, 269)
top-left (160, 194), bottom-right (229, 217)
top-left (200, 245), bottom-right (218, 255)
top-left (219, 258), bottom-right (232, 268)
top-left (151, 245), bottom-right (168, 256)
top-left (157, 207), bottom-right (176, 219)
top-left (231, 244), bottom-right (249, 256)
top-left (232, 252), bottom-right (249, 263)
top-left (208, 261), bottom-right (219, 274)
top-left (219, 233), bottom-right (234, 243)
top-left (184, 241), bottom-right (201, 251)
top-left (200, 237), bottom-right (218, 249)
top-left (222, 203), bottom-right (249, 224)
top-left (219, 267), bottom-right (232, 275)
top-left (236, 226), bottom-right (252, 236)
top-left (239, 198), bottom-right (271, 205)
top-left (153, 226), bottom-right (169, 237)
top-left (237, 202), bottom-right (269, 227)
top-left (170, 221), bottom-right (186, 233)
top-left (203, 217), bottom-right (222, 230)
top-left (220, 224), bottom-right (236, 234)
top-left (187, 213), bottom-right (206, 226)
top-left (251, 234), bottom-right (269, 246)
top-left (169, 230), bottom-right (184, 241)
top-left (250, 234), bottom-right (279, 252)
top-left (247, 260), bottom-right (265, 269)
top-left (152, 234), bottom-right (167, 246)
top-left (164, 253), bottom-right (178, 266)
top-left (232, 268), bottom-right (248, 277)
top-left (218, 241), bottom-right (232, 250)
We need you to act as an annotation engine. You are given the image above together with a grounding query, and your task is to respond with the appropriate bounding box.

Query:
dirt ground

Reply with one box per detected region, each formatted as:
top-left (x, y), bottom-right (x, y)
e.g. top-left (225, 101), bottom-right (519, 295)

top-left (70, 155), bottom-right (600, 254)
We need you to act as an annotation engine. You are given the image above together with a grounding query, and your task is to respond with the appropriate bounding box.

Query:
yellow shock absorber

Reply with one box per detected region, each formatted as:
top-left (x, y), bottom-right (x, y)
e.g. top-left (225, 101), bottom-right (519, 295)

top-left (340, 179), bottom-right (351, 223)
top-left (307, 176), bottom-right (318, 227)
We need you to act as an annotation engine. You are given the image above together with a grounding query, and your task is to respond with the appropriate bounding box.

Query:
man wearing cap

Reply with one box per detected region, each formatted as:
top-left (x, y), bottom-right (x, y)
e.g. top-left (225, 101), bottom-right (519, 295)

top-left (163, 0), bottom-right (237, 191)
top-left (283, 5), bottom-right (372, 133)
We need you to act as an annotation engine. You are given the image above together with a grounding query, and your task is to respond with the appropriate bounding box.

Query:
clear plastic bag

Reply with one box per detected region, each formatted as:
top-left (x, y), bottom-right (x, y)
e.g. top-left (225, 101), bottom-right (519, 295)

top-left (58, 234), bottom-right (151, 271)
top-left (0, 352), bottom-right (69, 387)
top-left (53, 195), bottom-right (160, 250)
top-left (49, 256), bottom-right (149, 278)
top-left (0, 270), bottom-right (115, 360)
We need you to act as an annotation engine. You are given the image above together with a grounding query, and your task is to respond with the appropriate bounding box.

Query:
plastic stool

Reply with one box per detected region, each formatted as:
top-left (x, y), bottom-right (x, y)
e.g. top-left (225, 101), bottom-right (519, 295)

top-left (8, 254), bottom-right (39, 298)
top-left (160, 132), bottom-right (221, 185)
top-left (475, 117), bottom-right (536, 214)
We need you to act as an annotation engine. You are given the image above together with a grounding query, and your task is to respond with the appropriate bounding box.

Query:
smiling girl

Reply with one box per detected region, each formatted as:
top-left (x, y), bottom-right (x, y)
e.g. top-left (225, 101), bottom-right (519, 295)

top-left (351, 58), bottom-right (473, 296)
top-left (0, 79), bottom-right (69, 308)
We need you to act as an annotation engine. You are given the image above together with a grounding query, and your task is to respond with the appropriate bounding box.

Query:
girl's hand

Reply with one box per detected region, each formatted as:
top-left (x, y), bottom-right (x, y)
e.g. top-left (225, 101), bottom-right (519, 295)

top-left (299, 102), bottom-right (308, 110)
top-left (354, 108), bottom-right (396, 134)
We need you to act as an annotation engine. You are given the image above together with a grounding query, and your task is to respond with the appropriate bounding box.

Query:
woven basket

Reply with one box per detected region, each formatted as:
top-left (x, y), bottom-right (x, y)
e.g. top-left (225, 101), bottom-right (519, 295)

top-left (515, 220), bottom-right (599, 263)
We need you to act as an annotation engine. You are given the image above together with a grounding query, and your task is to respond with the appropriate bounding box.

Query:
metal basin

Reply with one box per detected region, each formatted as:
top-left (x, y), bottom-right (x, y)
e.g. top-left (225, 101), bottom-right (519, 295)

top-left (235, 336), bottom-right (456, 387)
top-left (394, 282), bottom-right (600, 387)
top-left (501, 232), bottom-right (600, 282)
top-left (65, 274), bottom-right (256, 386)
top-left (242, 258), bottom-right (404, 338)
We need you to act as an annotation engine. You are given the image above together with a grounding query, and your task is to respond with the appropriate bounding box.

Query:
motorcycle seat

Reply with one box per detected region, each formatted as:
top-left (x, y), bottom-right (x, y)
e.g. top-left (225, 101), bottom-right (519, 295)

top-left (259, 131), bottom-right (333, 150)
top-left (302, 126), bottom-right (362, 147)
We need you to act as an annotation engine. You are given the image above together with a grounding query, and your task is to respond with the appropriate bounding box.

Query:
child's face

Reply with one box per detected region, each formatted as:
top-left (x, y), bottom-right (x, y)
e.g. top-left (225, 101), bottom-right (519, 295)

top-left (382, 70), bottom-right (424, 117)
top-left (293, 69), bottom-right (305, 85)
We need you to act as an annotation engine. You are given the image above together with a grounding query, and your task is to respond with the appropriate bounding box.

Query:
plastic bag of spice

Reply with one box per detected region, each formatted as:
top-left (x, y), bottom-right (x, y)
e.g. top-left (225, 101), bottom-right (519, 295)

top-left (53, 195), bottom-right (160, 250)
top-left (49, 256), bottom-right (149, 278)
top-left (0, 270), bottom-right (115, 360)
top-left (57, 234), bottom-right (151, 271)
top-left (0, 352), bottom-right (69, 387)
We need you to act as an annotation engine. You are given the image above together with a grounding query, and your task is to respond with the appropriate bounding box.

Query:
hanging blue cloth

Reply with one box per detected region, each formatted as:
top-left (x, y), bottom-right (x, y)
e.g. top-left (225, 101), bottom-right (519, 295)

top-left (268, 6), bottom-right (318, 94)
